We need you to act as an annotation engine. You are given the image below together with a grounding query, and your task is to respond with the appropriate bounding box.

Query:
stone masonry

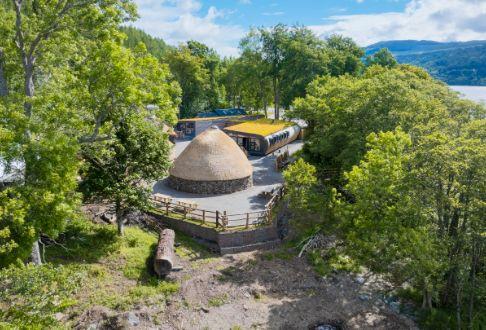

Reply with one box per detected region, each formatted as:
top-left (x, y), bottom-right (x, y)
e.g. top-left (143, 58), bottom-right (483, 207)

top-left (168, 175), bottom-right (253, 195)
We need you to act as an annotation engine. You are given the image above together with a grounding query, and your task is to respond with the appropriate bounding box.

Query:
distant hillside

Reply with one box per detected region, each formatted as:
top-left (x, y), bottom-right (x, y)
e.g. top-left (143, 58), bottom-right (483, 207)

top-left (120, 26), bottom-right (170, 59)
top-left (366, 40), bottom-right (486, 86)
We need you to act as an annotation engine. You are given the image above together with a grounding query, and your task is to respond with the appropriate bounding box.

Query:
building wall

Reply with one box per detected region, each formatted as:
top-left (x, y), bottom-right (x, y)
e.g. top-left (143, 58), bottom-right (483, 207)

top-left (168, 175), bottom-right (253, 195)
top-left (225, 125), bottom-right (301, 156)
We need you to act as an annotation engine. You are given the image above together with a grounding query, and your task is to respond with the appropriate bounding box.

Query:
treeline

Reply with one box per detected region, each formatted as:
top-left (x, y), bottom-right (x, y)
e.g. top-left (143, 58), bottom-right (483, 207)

top-left (366, 40), bottom-right (486, 86)
top-left (123, 25), bottom-right (365, 119)
top-left (284, 64), bottom-right (486, 327)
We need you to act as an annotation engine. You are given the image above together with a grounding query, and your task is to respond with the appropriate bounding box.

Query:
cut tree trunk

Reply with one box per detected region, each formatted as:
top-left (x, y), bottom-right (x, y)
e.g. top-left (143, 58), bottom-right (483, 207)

top-left (154, 229), bottom-right (175, 277)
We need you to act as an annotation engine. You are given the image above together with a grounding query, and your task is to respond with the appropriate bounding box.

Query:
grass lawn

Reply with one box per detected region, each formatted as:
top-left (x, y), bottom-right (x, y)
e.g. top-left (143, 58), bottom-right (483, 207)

top-left (0, 219), bottom-right (208, 329)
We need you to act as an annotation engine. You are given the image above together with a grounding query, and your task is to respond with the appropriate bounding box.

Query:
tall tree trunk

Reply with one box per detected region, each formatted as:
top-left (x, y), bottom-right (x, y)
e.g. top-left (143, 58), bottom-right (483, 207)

top-left (273, 77), bottom-right (279, 120)
top-left (468, 237), bottom-right (479, 329)
top-left (30, 239), bottom-right (42, 265)
top-left (24, 61), bottom-right (35, 117)
top-left (0, 49), bottom-right (8, 97)
top-left (263, 100), bottom-right (268, 118)
top-left (116, 201), bottom-right (124, 236)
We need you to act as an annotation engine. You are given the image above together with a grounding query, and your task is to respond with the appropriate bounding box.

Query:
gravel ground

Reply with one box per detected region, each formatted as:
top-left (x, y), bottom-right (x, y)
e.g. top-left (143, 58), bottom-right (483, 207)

top-left (152, 139), bottom-right (303, 216)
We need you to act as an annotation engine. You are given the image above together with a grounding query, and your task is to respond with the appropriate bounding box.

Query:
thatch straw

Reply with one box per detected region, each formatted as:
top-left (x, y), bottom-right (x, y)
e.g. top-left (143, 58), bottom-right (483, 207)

top-left (169, 126), bottom-right (253, 181)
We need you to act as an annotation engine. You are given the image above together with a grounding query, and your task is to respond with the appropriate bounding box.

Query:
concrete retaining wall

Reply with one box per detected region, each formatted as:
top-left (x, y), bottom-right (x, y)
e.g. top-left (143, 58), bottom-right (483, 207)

top-left (148, 211), bottom-right (281, 254)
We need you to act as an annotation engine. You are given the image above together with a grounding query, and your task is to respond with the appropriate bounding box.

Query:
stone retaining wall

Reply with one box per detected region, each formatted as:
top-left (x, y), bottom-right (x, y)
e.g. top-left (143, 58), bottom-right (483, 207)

top-left (148, 211), bottom-right (281, 254)
top-left (168, 175), bottom-right (253, 195)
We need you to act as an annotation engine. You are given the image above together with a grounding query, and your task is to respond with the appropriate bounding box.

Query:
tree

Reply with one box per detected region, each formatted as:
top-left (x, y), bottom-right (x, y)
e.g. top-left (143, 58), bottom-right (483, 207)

top-left (0, 0), bottom-right (136, 264)
top-left (120, 25), bottom-right (170, 59)
top-left (336, 129), bottom-right (445, 306)
top-left (324, 35), bottom-right (364, 76)
top-left (286, 62), bottom-right (486, 326)
top-left (77, 42), bottom-right (178, 236)
top-left (365, 48), bottom-right (398, 68)
top-left (288, 65), bottom-right (451, 174)
top-left (241, 25), bottom-right (289, 119)
top-left (166, 44), bottom-right (210, 118)
top-left (186, 40), bottom-right (226, 111)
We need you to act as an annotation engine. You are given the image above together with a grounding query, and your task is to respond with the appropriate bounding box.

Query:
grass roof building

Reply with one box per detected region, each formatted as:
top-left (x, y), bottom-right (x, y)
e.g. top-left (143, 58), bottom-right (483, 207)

top-left (168, 126), bottom-right (253, 194)
top-left (175, 113), bottom-right (262, 139)
top-left (223, 119), bottom-right (301, 156)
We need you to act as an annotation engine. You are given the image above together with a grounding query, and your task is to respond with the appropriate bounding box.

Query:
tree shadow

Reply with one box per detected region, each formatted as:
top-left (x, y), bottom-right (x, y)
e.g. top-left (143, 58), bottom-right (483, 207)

top-left (44, 221), bottom-right (119, 265)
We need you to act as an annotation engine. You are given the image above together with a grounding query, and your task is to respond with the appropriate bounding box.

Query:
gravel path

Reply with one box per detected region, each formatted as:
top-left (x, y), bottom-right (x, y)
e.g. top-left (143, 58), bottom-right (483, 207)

top-left (152, 140), bottom-right (303, 215)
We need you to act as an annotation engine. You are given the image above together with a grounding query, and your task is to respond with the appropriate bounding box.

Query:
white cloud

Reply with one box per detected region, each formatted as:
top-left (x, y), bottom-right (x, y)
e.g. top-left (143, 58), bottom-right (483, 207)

top-left (310, 0), bottom-right (486, 46)
top-left (132, 0), bottom-right (245, 56)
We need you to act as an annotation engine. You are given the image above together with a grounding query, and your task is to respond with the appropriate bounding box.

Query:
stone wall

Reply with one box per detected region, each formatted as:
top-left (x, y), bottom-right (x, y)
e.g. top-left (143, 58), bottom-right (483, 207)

top-left (148, 211), bottom-right (281, 254)
top-left (168, 175), bottom-right (253, 195)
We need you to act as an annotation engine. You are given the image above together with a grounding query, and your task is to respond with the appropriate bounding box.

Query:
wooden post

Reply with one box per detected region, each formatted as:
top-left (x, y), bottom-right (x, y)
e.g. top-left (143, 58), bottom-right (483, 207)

top-left (216, 211), bottom-right (219, 228)
top-left (183, 206), bottom-right (187, 219)
top-left (165, 203), bottom-right (169, 216)
top-left (223, 211), bottom-right (227, 231)
top-left (266, 209), bottom-right (270, 224)
top-left (154, 229), bottom-right (175, 277)
top-left (246, 213), bottom-right (250, 229)
top-left (202, 210), bottom-right (206, 225)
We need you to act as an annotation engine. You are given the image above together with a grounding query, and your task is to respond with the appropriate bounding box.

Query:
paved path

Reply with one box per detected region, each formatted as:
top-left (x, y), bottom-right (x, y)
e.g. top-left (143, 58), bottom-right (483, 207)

top-left (153, 140), bottom-right (303, 214)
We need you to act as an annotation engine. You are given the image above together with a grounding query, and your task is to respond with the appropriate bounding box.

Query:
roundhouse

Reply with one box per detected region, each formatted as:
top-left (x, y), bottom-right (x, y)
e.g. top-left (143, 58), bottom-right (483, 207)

top-left (168, 126), bottom-right (253, 194)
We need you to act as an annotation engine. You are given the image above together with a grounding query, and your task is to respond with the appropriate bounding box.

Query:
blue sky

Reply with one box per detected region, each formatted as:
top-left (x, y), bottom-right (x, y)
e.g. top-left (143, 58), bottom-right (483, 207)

top-left (132, 0), bottom-right (486, 56)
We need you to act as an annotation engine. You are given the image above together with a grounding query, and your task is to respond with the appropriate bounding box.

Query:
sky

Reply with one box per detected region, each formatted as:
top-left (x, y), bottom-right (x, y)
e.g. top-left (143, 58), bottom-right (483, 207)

top-left (132, 0), bottom-right (486, 56)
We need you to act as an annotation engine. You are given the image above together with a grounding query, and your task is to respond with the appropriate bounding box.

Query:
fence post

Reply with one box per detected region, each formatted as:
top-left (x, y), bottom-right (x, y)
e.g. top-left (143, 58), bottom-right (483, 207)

top-left (222, 211), bottom-right (227, 231)
top-left (216, 211), bottom-right (219, 228)
top-left (183, 206), bottom-right (187, 219)
top-left (202, 210), bottom-right (206, 225)
top-left (165, 203), bottom-right (169, 216)
top-left (265, 208), bottom-right (270, 224)
top-left (246, 213), bottom-right (249, 229)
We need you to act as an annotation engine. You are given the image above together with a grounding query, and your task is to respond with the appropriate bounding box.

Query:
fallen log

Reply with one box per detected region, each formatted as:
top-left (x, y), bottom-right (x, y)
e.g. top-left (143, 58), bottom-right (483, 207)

top-left (154, 229), bottom-right (175, 277)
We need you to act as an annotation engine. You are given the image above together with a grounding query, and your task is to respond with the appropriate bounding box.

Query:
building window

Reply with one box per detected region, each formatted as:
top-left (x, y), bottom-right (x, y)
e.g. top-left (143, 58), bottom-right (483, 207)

top-left (249, 138), bottom-right (260, 151)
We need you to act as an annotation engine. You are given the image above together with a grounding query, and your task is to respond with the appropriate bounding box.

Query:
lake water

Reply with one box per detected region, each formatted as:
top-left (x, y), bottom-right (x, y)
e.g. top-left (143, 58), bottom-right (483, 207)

top-left (450, 86), bottom-right (486, 104)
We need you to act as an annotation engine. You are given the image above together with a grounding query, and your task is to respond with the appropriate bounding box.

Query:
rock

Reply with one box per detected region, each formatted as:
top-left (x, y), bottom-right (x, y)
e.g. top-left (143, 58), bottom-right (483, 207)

top-left (389, 301), bottom-right (400, 313)
top-left (87, 323), bottom-right (98, 330)
top-left (127, 312), bottom-right (140, 326)
top-left (54, 312), bottom-right (64, 321)
top-left (355, 276), bottom-right (365, 284)
top-left (316, 325), bottom-right (338, 330)
top-left (359, 293), bottom-right (371, 301)
top-left (200, 307), bottom-right (210, 313)
top-left (101, 212), bottom-right (116, 224)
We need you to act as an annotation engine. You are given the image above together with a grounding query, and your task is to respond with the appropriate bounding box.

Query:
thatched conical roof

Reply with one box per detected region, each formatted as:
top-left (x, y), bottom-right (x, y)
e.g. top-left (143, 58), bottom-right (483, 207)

top-left (170, 126), bottom-right (252, 181)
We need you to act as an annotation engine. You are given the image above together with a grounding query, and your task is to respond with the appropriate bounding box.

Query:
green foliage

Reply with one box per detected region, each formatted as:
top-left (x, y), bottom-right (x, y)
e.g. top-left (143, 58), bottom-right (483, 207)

top-left (289, 65), bottom-right (457, 173)
top-left (0, 0), bottom-right (140, 264)
top-left (0, 263), bottom-right (87, 328)
top-left (365, 48), bottom-right (398, 68)
top-left (166, 41), bottom-right (226, 118)
top-left (283, 158), bottom-right (317, 211)
top-left (120, 26), bottom-right (170, 59)
top-left (0, 189), bottom-right (33, 267)
top-left (287, 62), bottom-right (486, 328)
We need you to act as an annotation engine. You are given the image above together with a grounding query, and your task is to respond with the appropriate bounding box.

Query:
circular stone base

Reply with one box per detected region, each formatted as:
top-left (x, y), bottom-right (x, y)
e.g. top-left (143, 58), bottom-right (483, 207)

top-left (168, 175), bottom-right (253, 195)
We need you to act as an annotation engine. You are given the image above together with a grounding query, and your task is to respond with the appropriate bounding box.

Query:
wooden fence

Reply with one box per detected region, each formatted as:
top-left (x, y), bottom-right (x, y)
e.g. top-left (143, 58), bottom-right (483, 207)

top-left (151, 186), bottom-right (285, 230)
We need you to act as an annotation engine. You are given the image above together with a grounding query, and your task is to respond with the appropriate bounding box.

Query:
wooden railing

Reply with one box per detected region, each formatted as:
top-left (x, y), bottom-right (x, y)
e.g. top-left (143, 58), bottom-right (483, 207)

top-left (151, 186), bottom-right (285, 230)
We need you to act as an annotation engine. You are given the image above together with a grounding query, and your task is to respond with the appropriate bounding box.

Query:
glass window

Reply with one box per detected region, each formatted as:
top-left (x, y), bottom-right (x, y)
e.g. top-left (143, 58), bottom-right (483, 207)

top-left (249, 138), bottom-right (260, 151)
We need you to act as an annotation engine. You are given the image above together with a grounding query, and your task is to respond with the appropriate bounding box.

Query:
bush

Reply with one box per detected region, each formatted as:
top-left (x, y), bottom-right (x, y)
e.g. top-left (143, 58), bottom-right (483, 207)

top-left (0, 263), bottom-right (87, 328)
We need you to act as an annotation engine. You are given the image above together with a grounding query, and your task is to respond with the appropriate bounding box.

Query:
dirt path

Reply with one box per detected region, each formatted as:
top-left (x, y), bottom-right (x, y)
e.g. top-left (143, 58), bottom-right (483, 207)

top-left (156, 249), bottom-right (417, 330)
